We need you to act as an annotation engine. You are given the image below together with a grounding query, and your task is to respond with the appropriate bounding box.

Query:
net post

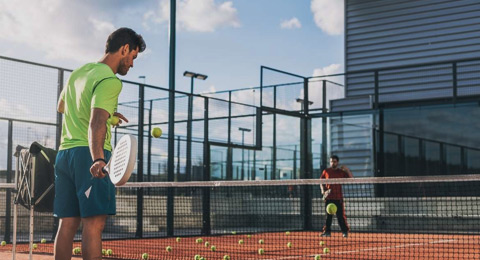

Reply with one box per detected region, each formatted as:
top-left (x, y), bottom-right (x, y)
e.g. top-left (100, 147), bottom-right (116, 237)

top-left (202, 97), bottom-right (211, 235)
top-left (302, 77), bottom-right (313, 231)
top-left (4, 120), bottom-right (13, 242)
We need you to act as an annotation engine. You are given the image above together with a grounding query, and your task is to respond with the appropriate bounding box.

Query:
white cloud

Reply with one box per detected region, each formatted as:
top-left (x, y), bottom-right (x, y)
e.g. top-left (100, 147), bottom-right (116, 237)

top-left (144, 0), bottom-right (240, 32)
top-left (0, 0), bottom-right (116, 63)
top-left (309, 64), bottom-right (344, 109)
top-left (311, 0), bottom-right (344, 35)
top-left (280, 17), bottom-right (301, 29)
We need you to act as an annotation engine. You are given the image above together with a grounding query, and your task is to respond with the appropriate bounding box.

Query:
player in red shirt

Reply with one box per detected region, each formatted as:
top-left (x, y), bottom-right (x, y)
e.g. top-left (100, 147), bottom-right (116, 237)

top-left (320, 155), bottom-right (353, 238)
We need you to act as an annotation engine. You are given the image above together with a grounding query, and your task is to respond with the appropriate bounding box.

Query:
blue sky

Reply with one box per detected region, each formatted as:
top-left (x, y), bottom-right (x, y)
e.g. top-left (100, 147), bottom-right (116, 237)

top-left (0, 0), bottom-right (344, 94)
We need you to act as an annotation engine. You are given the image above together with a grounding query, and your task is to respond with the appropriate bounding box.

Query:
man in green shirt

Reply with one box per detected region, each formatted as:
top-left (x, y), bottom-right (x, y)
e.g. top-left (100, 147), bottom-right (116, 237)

top-left (54, 27), bottom-right (145, 260)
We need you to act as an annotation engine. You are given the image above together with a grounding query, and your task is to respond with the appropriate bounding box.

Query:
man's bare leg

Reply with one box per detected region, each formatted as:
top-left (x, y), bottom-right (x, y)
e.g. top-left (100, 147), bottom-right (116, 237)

top-left (54, 217), bottom-right (81, 260)
top-left (81, 215), bottom-right (107, 260)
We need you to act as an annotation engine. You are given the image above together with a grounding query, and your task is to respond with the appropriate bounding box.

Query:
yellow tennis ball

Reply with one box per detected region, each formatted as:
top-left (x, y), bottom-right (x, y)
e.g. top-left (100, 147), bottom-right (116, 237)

top-left (166, 246), bottom-right (172, 252)
top-left (287, 242), bottom-right (292, 248)
top-left (151, 127), bottom-right (162, 138)
top-left (247, 234), bottom-right (251, 238)
top-left (194, 255), bottom-right (201, 260)
top-left (258, 248), bottom-right (264, 255)
top-left (106, 249), bottom-right (113, 256)
top-left (319, 241), bottom-right (325, 246)
top-left (102, 249), bottom-right (106, 255)
top-left (323, 247), bottom-right (330, 253)
top-left (32, 243), bottom-right (38, 249)
top-left (40, 238), bottom-right (47, 244)
top-left (142, 253), bottom-right (149, 259)
top-left (205, 241), bottom-right (210, 247)
top-left (1, 241), bottom-right (6, 246)
top-left (314, 255), bottom-right (321, 260)
top-left (326, 203), bottom-right (337, 215)
top-left (285, 231), bottom-right (290, 235)
top-left (231, 231), bottom-right (237, 235)
top-left (109, 115), bottom-right (120, 126)
top-left (176, 237), bottom-right (181, 242)
top-left (210, 245), bottom-right (216, 252)
top-left (258, 239), bottom-right (264, 244)
top-left (223, 255), bottom-right (230, 260)
top-left (238, 240), bottom-right (244, 245)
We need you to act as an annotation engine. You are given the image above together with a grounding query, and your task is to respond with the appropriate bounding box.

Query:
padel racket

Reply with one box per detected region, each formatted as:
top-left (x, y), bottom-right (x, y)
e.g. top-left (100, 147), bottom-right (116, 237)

top-left (322, 189), bottom-right (331, 200)
top-left (103, 134), bottom-right (137, 186)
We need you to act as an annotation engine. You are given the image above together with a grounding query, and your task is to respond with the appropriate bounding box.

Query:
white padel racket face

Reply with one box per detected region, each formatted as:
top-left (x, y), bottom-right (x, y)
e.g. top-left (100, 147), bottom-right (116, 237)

top-left (105, 134), bottom-right (137, 186)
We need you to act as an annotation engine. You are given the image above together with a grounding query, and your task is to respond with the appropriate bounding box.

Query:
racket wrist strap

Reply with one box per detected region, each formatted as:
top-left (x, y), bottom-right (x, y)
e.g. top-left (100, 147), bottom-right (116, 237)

top-left (92, 158), bottom-right (107, 165)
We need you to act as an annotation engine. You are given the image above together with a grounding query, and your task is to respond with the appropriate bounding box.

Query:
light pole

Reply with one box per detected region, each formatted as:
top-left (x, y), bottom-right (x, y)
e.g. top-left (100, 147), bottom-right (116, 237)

top-left (238, 127), bottom-right (251, 180)
top-left (184, 71), bottom-right (208, 181)
top-left (296, 98), bottom-right (313, 180)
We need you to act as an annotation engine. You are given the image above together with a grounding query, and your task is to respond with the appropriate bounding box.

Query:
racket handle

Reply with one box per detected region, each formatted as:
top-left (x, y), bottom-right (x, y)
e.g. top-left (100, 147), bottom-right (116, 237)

top-left (102, 168), bottom-right (108, 174)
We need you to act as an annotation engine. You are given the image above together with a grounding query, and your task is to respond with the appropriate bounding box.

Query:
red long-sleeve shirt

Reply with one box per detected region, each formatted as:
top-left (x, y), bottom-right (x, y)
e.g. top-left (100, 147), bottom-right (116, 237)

top-left (321, 168), bottom-right (349, 200)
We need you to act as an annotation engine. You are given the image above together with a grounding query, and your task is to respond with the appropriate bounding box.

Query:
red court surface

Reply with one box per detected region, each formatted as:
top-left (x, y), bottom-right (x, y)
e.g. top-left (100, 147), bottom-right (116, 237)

top-left (1, 232), bottom-right (478, 259)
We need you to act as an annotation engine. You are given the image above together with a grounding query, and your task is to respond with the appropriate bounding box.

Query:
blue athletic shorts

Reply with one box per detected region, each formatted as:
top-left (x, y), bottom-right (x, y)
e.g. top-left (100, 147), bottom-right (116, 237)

top-left (53, 147), bottom-right (115, 218)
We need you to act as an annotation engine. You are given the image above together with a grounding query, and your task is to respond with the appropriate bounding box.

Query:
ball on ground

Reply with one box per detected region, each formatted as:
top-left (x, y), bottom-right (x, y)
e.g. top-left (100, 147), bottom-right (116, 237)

top-left (223, 255), bottom-right (230, 260)
top-left (196, 238), bottom-right (203, 243)
top-left (32, 243), bottom-right (37, 249)
top-left (102, 249), bottom-right (106, 255)
top-left (210, 245), bottom-right (216, 252)
top-left (258, 248), bottom-right (264, 255)
top-left (231, 231), bottom-right (237, 235)
top-left (205, 241), bottom-right (210, 247)
top-left (238, 240), bottom-right (244, 245)
top-left (319, 241), bottom-right (325, 246)
top-left (285, 231), bottom-right (290, 235)
top-left (73, 247), bottom-right (81, 254)
top-left (323, 247), bottom-right (330, 253)
top-left (142, 253), bottom-right (149, 259)
top-left (151, 127), bottom-right (162, 138)
top-left (247, 234), bottom-right (251, 238)
top-left (194, 255), bottom-right (201, 260)
top-left (40, 238), bottom-right (47, 244)
top-left (166, 246), bottom-right (172, 252)
top-left (287, 242), bottom-right (292, 248)
top-left (1, 241), bottom-right (6, 246)
top-left (326, 203), bottom-right (337, 215)
top-left (176, 237), bottom-right (181, 242)
top-left (258, 239), bottom-right (264, 244)
top-left (106, 249), bottom-right (113, 256)
top-left (314, 255), bottom-right (321, 260)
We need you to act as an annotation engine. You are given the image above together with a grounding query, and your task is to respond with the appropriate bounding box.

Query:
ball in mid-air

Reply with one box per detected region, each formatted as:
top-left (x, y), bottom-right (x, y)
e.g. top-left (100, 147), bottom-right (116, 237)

top-left (142, 253), bottom-right (149, 259)
top-left (258, 248), bottom-right (264, 255)
top-left (151, 127), bottom-right (162, 138)
top-left (326, 203), bottom-right (337, 215)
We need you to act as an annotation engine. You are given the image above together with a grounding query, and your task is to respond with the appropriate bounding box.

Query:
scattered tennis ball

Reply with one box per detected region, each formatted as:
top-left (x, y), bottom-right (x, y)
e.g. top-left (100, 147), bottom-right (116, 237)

top-left (102, 249), bottom-right (106, 255)
top-left (194, 255), bottom-right (201, 260)
top-left (223, 255), bottom-right (230, 260)
top-left (142, 253), bottom-right (149, 259)
top-left (196, 238), bottom-right (203, 243)
top-left (314, 255), bottom-right (321, 260)
top-left (326, 203), bottom-right (337, 215)
top-left (151, 127), bottom-right (162, 138)
top-left (176, 237), bottom-right (181, 242)
top-left (285, 231), bottom-right (290, 235)
top-left (1, 241), bottom-right (6, 246)
top-left (287, 242), bottom-right (292, 248)
top-left (106, 249), bottom-right (113, 256)
top-left (205, 241), bottom-right (210, 247)
top-left (73, 247), bottom-right (81, 254)
top-left (258, 248), bottom-right (264, 255)
top-left (238, 239), bottom-right (244, 245)
top-left (32, 243), bottom-right (38, 249)
top-left (319, 241), bottom-right (325, 246)
top-left (323, 247), bottom-right (330, 253)
top-left (199, 258), bottom-right (205, 260)
top-left (258, 239), bottom-right (264, 244)
top-left (210, 245), bottom-right (216, 252)
top-left (109, 115), bottom-right (120, 126)
top-left (166, 246), bottom-right (172, 252)
top-left (247, 234), bottom-right (251, 238)
top-left (231, 231), bottom-right (237, 235)
top-left (40, 238), bottom-right (47, 244)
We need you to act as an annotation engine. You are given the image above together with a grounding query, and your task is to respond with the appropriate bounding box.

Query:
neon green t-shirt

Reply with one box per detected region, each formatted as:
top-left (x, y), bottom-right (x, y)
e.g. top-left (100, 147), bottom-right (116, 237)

top-left (59, 62), bottom-right (122, 151)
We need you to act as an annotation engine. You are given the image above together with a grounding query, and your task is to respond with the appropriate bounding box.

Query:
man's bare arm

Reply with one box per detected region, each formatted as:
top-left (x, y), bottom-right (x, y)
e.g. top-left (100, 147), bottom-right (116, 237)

top-left (341, 165), bottom-right (354, 178)
top-left (89, 108), bottom-right (109, 178)
top-left (57, 98), bottom-right (65, 114)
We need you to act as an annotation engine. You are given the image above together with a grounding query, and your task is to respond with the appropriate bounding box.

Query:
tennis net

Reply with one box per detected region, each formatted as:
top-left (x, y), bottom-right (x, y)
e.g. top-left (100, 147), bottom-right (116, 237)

top-left (2, 174), bottom-right (480, 259)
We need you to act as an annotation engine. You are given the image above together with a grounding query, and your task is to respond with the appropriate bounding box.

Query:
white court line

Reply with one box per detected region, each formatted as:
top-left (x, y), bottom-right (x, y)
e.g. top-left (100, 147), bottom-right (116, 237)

top-left (261, 239), bottom-right (456, 260)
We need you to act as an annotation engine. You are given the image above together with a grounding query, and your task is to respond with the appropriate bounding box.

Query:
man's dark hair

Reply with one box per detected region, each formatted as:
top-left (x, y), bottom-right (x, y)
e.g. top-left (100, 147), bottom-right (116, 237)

top-left (330, 155), bottom-right (339, 161)
top-left (105, 27), bottom-right (146, 54)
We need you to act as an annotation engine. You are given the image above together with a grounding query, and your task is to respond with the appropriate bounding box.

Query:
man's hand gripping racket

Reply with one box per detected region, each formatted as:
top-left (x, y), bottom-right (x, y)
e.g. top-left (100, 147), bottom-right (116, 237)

top-left (322, 189), bottom-right (331, 200)
top-left (103, 134), bottom-right (137, 186)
